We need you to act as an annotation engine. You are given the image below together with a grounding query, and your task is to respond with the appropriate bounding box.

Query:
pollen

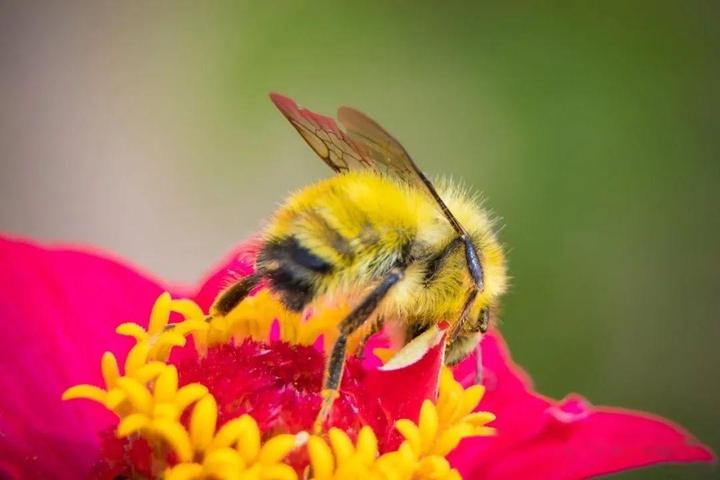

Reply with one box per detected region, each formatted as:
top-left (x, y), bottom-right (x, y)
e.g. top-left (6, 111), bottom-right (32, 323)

top-left (196, 289), bottom-right (349, 354)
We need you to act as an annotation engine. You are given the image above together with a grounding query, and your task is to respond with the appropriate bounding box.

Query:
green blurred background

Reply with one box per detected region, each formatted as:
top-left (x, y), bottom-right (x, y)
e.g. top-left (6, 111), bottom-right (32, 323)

top-left (1, 2), bottom-right (717, 478)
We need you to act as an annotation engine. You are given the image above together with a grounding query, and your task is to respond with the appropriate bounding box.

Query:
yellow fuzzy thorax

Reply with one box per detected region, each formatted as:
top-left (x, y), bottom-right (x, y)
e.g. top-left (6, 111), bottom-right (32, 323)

top-left (262, 171), bottom-right (507, 334)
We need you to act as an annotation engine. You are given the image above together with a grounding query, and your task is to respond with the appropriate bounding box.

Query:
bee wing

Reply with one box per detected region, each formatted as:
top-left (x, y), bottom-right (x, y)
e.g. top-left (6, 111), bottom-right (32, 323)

top-left (336, 105), bottom-right (467, 235)
top-left (336, 105), bottom-right (440, 190)
top-left (270, 93), bottom-right (467, 235)
top-left (270, 93), bottom-right (373, 173)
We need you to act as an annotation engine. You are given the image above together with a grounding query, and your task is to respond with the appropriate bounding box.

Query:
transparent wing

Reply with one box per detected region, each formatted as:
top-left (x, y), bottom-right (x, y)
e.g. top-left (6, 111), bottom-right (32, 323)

top-left (270, 93), bottom-right (372, 173)
top-left (270, 93), bottom-right (466, 235)
top-left (336, 105), bottom-right (419, 182)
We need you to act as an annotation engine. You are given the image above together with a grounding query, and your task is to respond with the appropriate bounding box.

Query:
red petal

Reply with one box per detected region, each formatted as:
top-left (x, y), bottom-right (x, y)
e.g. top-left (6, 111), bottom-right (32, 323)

top-left (365, 325), bottom-right (446, 424)
top-left (449, 332), bottom-right (715, 479)
top-left (0, 234), bottom-right (166, 478)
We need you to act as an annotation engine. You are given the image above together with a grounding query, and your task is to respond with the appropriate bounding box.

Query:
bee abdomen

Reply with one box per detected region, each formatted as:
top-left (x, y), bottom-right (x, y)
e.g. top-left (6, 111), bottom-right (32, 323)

top-left (257, 236), bottom-right (332, 311)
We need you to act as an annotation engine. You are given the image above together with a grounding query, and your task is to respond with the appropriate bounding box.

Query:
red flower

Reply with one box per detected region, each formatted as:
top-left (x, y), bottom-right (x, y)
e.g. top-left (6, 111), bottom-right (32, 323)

top-left (0, 233), bottom-right (714, 479)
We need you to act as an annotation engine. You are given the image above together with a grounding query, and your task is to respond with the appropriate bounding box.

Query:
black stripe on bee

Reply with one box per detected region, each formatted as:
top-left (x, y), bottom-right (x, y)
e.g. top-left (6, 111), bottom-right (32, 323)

top-left (265, 265), bottom-right (315, 311)
top-left (257, 236), bottom-right (333, 311)
top-left (261, 236), bottom-right (333, 274)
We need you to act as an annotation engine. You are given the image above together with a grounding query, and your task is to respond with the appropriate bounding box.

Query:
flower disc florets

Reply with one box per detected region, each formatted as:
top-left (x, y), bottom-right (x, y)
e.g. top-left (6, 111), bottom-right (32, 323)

top-left (63, 290), bottom-right (495, 479)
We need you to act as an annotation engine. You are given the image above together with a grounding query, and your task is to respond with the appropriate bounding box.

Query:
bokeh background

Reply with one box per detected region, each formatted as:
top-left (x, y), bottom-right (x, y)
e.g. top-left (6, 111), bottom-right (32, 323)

top-left (1, 2), bottom-right (718, 478)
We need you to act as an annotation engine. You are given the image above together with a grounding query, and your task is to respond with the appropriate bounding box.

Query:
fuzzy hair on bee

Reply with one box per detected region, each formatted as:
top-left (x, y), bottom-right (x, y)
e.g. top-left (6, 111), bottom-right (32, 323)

top-left (209, 94), bottom-right (508, 431)
top-left (254, 172), bottom-right (506, 360)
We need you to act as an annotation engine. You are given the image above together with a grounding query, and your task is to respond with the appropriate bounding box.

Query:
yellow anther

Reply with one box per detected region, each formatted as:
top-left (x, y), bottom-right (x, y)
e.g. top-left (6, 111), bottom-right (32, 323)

top-left (203, 448), bottom-right (244, 479)
top-left (117, 413), bottom-right (150, 437)
top-left (124, 342), bottom-right (150, 375)
top-left (170, 297), bottom-right (205, 319)
top-left (134, 361), bottom-right (167, 384)
top-left (206, 417), bottom-right (243, 451)
top-left (153, 418), bottom-right (194, 462)
top-left (417, 455), bottom-right (452, 477)
top-left (116, 322), bottom-right (149, 341)
top-left (394, 419), bottom-right (421, 454)
top-left (258, 434), bottom-right (297, 465)
top-left (356, 426), bottom-right (378, 465)
top-left (61, 384), bottom-right (106, 403)
top-left (149, 291), bottom-right (173, 334)
top-left (105, 389), bottom-right (126, 411)
top-left (173, 319), bottom-right (209, 336)
top-left (175, 383), bottom-right (210, 412)
top-left (328, 428), bottom-right (354, 462)
top-left (190, 395), bottom-right (218, 453)
top-left (116, 376), bottom-right (153, 414)
top-left (434, 423), bottom-right (474, 456)
top-left (463, 411), bottom-right (496, 427)
top-left (154, 365), bottom-right (179, 403)
top-left (165, 463), bottom-right (204, 480)
top-left (258, 463), bottom-right (298, 480)
top-left (418, 401), bottom-right (439, 454)
top-left (308, 436), bottom-right (335, 480)
top-left (101, 352), bottom-right (120, 387)
top-left (235, 414), bottom-right (262, 463)
top-left (154, 402), bottom-right (181, 420)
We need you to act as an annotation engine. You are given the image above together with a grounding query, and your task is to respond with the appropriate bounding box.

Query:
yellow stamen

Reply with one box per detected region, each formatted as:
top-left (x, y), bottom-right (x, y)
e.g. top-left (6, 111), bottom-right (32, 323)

top-left (148, 291), bottom-right (173, 333)
top-left (61, 385), bottom-right (106, 403)
top-left (190, 395), bottom-right (217, 453)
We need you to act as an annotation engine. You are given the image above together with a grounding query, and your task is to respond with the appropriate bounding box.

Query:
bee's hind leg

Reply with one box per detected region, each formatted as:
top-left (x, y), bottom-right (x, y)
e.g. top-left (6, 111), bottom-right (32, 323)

top-left (314, 269), bottom-right (403, 433)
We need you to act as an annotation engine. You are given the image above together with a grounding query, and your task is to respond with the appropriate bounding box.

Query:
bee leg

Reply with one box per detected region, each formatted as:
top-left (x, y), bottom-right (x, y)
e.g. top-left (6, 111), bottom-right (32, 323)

top-left (211, 272), bottom-right (262, 316)
top-left (164, 273), bottom-right (263, 333)
top-left (314, 269), bottom-right (403, 433)
top-left (353, 316), bottom-right (385, 360)
top-left (474, 342), bottom-right (483, 385)
top-left (448, 288), bottom-right (478, 342)
top-left (474, 308), bottom-right (489, 384)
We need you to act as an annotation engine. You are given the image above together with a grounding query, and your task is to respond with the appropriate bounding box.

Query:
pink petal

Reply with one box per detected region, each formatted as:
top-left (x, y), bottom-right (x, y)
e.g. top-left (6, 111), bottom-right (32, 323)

top-left (0, 234), bottom-right (166, 478)
top-left (449, 332), bottom-right (715, 479)
top-left (193, 238), bottom-right (261, 310)
top-left (449, 331), bottom-right (552, 467)
top-left (465, 396), bottom-right (714, 479)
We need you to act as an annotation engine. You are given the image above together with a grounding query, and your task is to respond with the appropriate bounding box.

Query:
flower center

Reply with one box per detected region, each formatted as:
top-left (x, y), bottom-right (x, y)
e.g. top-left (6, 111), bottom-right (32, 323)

top-left (63, 291), bottom-right (495, 479)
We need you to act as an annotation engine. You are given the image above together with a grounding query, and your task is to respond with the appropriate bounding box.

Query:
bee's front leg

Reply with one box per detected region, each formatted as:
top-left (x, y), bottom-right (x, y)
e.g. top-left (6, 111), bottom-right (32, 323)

top-left (475, 342), bottom-right (483, 385)
top-left (314, 269), bottom-right (403, 433)
top-left (211, 272), bottom-right (261, 316)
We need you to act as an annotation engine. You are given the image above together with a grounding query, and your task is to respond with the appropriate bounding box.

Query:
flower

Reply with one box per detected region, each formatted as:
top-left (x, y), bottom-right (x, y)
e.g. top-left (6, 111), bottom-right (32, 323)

top-left (0, 233), bottom-right (715, 479)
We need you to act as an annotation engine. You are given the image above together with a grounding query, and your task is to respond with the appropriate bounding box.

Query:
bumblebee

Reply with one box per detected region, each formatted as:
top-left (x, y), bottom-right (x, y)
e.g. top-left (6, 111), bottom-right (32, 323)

top-left (211, 94), bottom-right (507, 428)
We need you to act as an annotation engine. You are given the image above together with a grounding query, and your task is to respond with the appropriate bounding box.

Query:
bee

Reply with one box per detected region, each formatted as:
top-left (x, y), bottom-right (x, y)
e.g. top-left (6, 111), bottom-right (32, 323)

top-left (210, 93), bottom-right (507, 429)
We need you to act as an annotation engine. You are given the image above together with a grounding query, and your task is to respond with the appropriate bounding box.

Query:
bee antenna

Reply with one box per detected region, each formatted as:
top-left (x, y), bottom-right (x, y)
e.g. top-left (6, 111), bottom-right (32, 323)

top-left (462, 236), bottom-right (484, 291)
